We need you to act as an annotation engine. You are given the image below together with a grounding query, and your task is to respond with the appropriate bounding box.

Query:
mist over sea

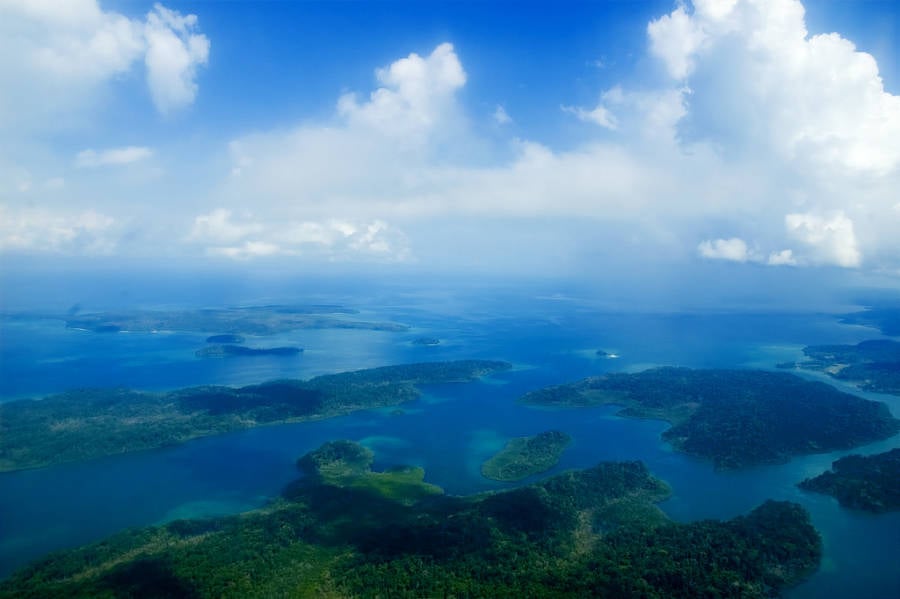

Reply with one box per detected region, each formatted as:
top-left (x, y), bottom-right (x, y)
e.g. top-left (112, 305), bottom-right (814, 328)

top-left (1, 273), bottom-right (898, 597)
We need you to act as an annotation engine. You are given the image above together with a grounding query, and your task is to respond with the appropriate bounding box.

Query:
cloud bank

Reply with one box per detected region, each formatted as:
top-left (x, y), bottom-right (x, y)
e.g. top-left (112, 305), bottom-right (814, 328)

top-left (1, 0), bottom-right (898, 279)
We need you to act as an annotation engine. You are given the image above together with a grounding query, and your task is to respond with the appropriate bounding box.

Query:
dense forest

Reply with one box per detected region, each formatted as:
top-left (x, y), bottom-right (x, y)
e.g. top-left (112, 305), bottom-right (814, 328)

top-left (520, 367), bottom-right (900, 469)
top-left (0, 441), bottom-right (822, 598)
top-left (0, 360), bottom-right (511, 472)
top-left (799, 448), bottom-right (900, 513)
top-left (481, 430), bottom-right (572, 481)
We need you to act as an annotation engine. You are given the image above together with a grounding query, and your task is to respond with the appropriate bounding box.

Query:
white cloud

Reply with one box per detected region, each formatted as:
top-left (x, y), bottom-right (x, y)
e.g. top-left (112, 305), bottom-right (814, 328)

top-left (0, 204), bottom-right (116, 254)
top-left (767, 249), bottom-right (797, 266)
top-left (785, 211), bottom-right (860, 267)
top-left (0, 0), bottom-right (209, 128)
top-left (207, 240), bottom-right (281, 260)
top-left (493, 104), bottom-right (512, 125)
top-left (75, 146), bottom-right (153, 168)
top-left (189, 209), bottom-right (263, 245)
top-left (647, 0), bottom-right (900, 175)
top-left (144, 3), bottom-right (210, 115)
top-left (562, 103), bottom-right (618, 130)
top-left (337, 42), bottom-right (465, 140)
top-left (189, 209), bottom-right (408, 262)
top-left (698, 237), bottom-right (751, 262)
top-left (647, 5), bottom-right (706, 79)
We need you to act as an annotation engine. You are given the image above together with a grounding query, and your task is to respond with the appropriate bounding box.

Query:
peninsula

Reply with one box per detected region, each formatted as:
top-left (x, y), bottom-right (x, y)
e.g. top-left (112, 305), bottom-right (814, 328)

top-left (783, 339), bottom-right (900, 395)
top-left (0, 360), bottom-right (511, 472)
top-left (481, 430), bottom-right (572, 481)
top-left (799, 449), bottom-right (900, 513)
top-left (520, 367), bottom-right (900, 469)
top-left (0, 442), bottom-right (821, 598)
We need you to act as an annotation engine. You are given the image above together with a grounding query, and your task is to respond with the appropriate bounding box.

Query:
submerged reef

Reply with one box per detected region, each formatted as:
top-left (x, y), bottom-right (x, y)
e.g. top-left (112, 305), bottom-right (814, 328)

top-left (196, 344), bottom-right (302, 357)
top-left (520, 367), bottom-right (900, 469)
top-left (0, 441), bottom-right (821, 598)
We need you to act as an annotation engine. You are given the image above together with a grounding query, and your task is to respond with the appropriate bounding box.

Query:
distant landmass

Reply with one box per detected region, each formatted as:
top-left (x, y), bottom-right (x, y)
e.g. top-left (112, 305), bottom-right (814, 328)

top-left (481, 430), bottom-right (571, 481)
top-left (55, 304), bottom-right (409, 334)
top-left (520, 367), bottom-right (900, 469)
top-left (196, 344), bottom-right (302, 358)
top-left (799, 449), bottom-right (900, 513)
top-left (0, 360), bottom-right (511, 472)
top-left (782, 339), bottom-right (900, 395)
top-left (839, 307), bottom-right (900, 336)
top-left (0, 442), bottom-right (821, 598)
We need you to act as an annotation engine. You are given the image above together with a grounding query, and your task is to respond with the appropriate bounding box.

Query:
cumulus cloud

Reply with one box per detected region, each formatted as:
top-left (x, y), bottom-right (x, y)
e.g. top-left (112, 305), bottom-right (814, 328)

top-left (767, 249), bottom-right (797, 266)
top-left (647, 0), bottom-right (900, 175)
top-left (0, 204), bottom-right (116, 254)
top-left (189, 209), bottom-right (408, 262)
top-left (337, 42), bottom-right (465, 139)
top-left (144, 3), bottom-right (210, 115)
top-left (785, 212), bottom-right (860, 267)
top-left (698, 237), bottom-right (751, 262)
top-left (3, 2), bottom-right (898, 276)
top-left (189, 209), bottom-right (263, 245)
top-left (0, 0), bottom-right (209, 126)
top-left (75, 146), bottom-right (153, 168)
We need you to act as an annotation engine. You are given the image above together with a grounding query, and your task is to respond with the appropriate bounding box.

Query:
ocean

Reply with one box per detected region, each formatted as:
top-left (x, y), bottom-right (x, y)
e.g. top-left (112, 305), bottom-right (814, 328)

top-left (0, 283), bottom-right (898, 597)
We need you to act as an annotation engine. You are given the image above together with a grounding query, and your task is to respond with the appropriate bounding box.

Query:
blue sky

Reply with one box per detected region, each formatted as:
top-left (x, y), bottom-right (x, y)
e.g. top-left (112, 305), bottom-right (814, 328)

top-left (1, 0), bottom-right (899, 289)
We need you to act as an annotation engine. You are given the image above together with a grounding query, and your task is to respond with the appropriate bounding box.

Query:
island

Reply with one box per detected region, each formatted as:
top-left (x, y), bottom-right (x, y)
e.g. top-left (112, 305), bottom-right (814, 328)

top-left (296, 440), bottom-right (443, 505)
top-left (785, 339), bottom-right (900, 395)
top-left (799, 449), bottom-right (900, 513)
top-left (412, 336), bottom-right (441, 346)
top-left (519, 367), bottom-right (900, 469)
top-left (0, 442), bottom-right (822, 598)
top-left (195, 344), bottom-right (302, 358)
top-left (53, 304), bottom-right (409, 334)
top-left (0, 360), bottom-right (511, 472)
top-left (205, 334), bottom-right (246, 344)
top-left (481, 430), bottom-right (572, 481)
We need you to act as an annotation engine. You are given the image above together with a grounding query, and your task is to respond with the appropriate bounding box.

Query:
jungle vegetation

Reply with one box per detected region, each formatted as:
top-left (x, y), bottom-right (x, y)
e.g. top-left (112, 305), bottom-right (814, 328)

top-left (0, 360), bottom-right (511, 472)
top-left (519, 367), bottom-right (900, 469)
top-left (0, 441), bottom-right (822, 598)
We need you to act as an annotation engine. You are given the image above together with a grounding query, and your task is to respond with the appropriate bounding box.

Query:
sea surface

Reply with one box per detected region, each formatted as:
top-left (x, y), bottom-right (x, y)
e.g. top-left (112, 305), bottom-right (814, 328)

top-left (1, 285), bottom-right (898, 597)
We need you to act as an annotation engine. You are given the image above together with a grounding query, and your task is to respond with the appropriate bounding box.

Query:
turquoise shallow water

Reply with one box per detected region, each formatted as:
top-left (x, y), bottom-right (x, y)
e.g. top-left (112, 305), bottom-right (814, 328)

top-left (0, 294), bottom-right (898, 597)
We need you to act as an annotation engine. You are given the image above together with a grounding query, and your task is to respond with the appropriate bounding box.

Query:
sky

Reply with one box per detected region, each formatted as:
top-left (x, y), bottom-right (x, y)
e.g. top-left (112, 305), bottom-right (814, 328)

top-left (1, 0), bottom-right (899, 296)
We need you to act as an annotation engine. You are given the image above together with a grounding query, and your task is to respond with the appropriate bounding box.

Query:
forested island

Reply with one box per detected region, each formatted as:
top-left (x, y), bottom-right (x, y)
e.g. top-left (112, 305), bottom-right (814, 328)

top-left (0, 360), bottom-right (510, 472)
top-left (0, 441), bottom-right (821, 598)
top-left (196, 344), bottom-right (303, 358)
top-left (780, 339), bottom-right (900, 395)
top-left (481, 430), bottom-right (572, 481)
top-left (54, 304), bottom-right (408, 334)
top-left (799, 449), bottom-right (900, 513)
top-left (520, 367), bottom-right (900, 469)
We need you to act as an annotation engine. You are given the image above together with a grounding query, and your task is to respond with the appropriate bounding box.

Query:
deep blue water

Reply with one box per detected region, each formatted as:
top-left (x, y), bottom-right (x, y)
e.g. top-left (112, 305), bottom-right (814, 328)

top-left (0, 290), bottom-right (898, 597)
